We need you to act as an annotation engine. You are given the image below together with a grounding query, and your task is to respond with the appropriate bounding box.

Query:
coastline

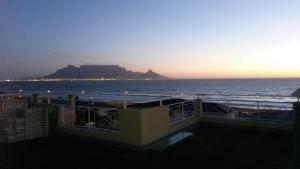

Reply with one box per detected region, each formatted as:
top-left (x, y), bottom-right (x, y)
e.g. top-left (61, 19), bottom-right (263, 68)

top-left (2, 77), bottom-right (300, 83)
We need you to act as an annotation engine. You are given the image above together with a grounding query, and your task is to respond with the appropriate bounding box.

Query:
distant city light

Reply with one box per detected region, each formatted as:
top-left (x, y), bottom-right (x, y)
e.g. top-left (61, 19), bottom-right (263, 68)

top-left (81, 90), bottom-right (85, 94)
top-left (5, 79), bottom-right (11, 82)
top-left (47, 90), bottom-right (51, 93)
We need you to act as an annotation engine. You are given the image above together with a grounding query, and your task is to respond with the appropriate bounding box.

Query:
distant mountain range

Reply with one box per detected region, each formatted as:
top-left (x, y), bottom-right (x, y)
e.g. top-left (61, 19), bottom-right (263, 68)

top-left (38, 65), bottom-right (169, 80)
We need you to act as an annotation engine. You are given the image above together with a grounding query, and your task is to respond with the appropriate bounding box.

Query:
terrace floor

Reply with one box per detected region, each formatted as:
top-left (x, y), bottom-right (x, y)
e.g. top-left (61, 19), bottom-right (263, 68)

top-left (0, 123), bottom-right (293, 169)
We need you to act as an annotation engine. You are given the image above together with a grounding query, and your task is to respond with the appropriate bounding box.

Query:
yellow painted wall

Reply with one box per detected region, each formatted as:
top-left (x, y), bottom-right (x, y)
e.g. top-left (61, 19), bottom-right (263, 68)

top-left (140, 105), bottom-right (200, 145)
top-left (140, 106), bottom-right (169, 145)
top-left (118, 109), bottom-right (142, 145)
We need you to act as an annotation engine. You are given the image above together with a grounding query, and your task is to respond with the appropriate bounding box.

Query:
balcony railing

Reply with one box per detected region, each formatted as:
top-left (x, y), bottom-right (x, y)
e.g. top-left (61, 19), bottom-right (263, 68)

top-left (202, 99), bottom-right (294, 122)
top-left (62, 105), bottom-right (119, 133)
top-left (169, 101), bottom-right (196, 125)
top-left (1, 91), bottom-right (297, 124)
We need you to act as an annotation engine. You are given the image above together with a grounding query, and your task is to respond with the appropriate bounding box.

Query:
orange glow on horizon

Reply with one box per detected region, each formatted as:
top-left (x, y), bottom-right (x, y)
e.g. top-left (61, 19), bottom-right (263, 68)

top-left (165, 69), bottom-right (300, 79)
top-left (156, 62), bottom-right (300, 79)
top-left (147, 40), bottom-right (300, 79)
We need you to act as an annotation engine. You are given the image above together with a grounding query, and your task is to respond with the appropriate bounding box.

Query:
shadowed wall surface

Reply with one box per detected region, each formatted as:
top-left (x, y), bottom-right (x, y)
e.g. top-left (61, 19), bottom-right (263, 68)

top-left (0, 124), bottom-right (292, 169)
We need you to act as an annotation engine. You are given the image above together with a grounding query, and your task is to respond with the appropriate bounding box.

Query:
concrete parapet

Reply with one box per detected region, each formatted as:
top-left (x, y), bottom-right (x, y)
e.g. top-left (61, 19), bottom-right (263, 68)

top-left (58, 102), bottom-right (201, 147)
top-left (293, 102), bottom-right (300, 169)
top-left (0, 100), bottom-right (50, 143)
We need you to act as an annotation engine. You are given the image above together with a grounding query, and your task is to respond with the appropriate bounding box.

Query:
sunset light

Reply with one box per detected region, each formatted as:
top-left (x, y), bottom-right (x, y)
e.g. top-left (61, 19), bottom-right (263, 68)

top-left (1, 0), bottom-right (300, 79)
top-left (1, 1), bottom-right (300, 168)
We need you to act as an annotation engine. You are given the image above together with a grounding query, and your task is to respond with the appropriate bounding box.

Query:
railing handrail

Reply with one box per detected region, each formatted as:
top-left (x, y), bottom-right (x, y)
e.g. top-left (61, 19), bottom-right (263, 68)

top-left (204, 99), bottom-right (294, 104)
top-left (203, 100), bottom-right (294, 111)
top-left (1, 91), bottom-right (297, 110)
top-left (74, 106), bottom-right (118, 109)
top-left (194, 93), bottom-right (295, 98)
top-left (168, 100), bottom-right (194, 107)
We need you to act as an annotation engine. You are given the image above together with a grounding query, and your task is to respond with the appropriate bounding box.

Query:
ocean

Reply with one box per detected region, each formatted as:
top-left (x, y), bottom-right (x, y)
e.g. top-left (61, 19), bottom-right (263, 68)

top-left (1, 79), bottom-right (300, 104)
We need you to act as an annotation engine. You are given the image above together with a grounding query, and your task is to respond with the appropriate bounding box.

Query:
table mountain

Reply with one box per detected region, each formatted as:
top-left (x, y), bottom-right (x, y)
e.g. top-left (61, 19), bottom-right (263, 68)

top-left (43, 65), bottom-right (169, 80)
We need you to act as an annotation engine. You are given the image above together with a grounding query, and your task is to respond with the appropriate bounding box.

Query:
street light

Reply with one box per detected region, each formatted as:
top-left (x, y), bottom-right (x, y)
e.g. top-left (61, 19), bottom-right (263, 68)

top-left (89, 97), bottom-right (94, 106)
top-left (179, 93), bottom-right (184, 99)
top-left (124, 91), bottom-right (128, 109)
top-left (46, 90), bottom-right (51, 104)
top-left (18, 89), bottom-right (22, 98)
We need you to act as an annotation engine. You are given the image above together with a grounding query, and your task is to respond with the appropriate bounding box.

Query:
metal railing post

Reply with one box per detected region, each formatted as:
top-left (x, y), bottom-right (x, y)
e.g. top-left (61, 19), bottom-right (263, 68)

top-left (47, 90), bottom-right (51, 104)
top-left (123, 91), bottom-right (128, 109)
top-left (94, 109), bottom-right (96, 124)
top-left (257, 102), bottom-right (260, 120)
top-left (61, 106), bottom-right (65, 124)
top-left (182, 102), bottom-right (184, 120)
top-left (88, 107), bottom-right (91, 129)
top-left (18, 89), bottom-right (22, 98)
top-left (0, 94), bottom-right (3, 107)
top-left (227, 100), bottom-right (231, 119)
top-left (0, 94), bottom-right (3, 113)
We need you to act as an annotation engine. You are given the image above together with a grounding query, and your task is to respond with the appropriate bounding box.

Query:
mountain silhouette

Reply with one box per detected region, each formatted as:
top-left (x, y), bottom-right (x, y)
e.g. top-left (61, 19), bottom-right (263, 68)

top-left (43, 65), bottom-right (168, 80)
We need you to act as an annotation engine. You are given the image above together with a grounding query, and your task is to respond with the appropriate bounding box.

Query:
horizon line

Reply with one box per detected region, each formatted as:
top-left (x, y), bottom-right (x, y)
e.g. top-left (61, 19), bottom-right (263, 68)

top-left (1, 77), bottom-right (300, 82)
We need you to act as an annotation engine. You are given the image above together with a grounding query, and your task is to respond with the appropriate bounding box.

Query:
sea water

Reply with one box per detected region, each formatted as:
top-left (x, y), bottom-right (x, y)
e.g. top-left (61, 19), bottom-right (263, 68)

top-left (1, 79), bottom-right (300, 104)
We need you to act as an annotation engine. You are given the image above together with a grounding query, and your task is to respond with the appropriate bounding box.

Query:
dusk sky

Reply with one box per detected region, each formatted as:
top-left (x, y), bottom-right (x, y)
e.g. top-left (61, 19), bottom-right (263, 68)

top-left (1, 0), bottom-right (300, 79)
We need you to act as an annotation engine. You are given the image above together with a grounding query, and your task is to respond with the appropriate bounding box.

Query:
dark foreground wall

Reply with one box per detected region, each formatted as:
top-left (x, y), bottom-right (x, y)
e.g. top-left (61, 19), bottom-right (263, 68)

top-left (0, 124), bottom-right (292, 169)
top-left (294, 103), bottom-right (300, 169)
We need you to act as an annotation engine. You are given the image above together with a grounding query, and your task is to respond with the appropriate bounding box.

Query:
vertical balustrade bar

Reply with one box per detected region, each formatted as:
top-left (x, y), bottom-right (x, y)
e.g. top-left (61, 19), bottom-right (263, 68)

top-left (94, 109), bottom-right (96, 123)
top-left (70, 94), bottom-right (76, 126)
top-left (257, 102), bottom-right (260, 120)
top-left (0, 94), bottom-right (3, 113)
top-left (47, 90), bottom-right (51, 104)
top-left (123, 91), bottom-right (128, 109)
top-left (18, 90), bottom-right (22, 98)
top-left (182, 102), bottom-right (184, 120)
top-left (88, 107), bottom-right (91, 129)
top-left (62, 106), bottom-right (65, 124)
top-left (227, 101), bottom-right (231, 119)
